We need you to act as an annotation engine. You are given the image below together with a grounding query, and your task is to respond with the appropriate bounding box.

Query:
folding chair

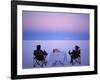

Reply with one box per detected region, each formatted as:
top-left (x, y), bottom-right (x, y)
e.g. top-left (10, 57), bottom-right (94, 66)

top-left (33, 52), bottom-right (47, 67)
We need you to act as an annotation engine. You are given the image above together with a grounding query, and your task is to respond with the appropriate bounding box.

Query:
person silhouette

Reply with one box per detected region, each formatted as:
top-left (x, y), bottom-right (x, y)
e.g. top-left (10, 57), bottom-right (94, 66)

top-left (33, 45), bottom-right (48, 67)
top-left (34, 45), bottom-right (48, 61)
top-left (68, 45), bottom-right (81, 65)
top-left (68, 49), bottom-right (75, 65)
top-left (74, 45), bottom-right (81, 64)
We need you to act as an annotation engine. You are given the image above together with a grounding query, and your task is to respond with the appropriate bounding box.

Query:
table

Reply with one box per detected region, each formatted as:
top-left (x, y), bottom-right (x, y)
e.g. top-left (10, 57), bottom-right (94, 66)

top-left (46, 51), bottom-right (67, 66)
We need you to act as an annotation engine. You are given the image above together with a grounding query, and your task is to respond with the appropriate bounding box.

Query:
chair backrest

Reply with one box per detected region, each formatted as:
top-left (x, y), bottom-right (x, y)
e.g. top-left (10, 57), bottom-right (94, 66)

top-left (34, 50), bottom-right (45, 61)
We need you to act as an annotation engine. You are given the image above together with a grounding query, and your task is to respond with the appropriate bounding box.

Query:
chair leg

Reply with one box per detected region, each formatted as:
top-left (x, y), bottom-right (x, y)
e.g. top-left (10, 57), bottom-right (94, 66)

top-left (44, 61), bottom-right (47, 66)
top-left (74, 57), bottom-right (81, 64)
top-left (33, 59), bottom-right (36, 67)
top-left (41, 60), bottom-right (47, 67)
top-left (78, 57), bottom-right (81, 64)
top-left (33, 59), bottom-right (47, 67)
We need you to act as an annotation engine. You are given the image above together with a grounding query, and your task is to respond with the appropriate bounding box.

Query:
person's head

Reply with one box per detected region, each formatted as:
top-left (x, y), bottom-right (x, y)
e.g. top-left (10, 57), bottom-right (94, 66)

top-left (36, 45), bottom-right (41, 50)
top-left (75, 45), bottom-right (79, 50)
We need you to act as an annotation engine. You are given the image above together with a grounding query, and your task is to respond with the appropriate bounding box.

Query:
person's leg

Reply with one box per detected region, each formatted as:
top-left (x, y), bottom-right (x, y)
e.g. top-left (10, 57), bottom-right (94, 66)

top-left (71, 58), bottom-right (74, 65)
top-left (75, 58), bottom-right (79, 64)
top-left (75, 57), bottom-right (81, 64)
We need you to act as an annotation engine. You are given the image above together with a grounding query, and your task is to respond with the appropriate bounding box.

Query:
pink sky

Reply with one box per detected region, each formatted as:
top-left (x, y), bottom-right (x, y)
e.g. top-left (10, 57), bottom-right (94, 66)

top-left (23, 11), bottom-right (89, 33)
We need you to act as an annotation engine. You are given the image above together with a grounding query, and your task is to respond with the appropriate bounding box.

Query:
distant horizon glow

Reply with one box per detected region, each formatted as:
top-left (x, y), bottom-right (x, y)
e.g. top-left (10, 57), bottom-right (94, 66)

top-left (23, 11), bottom-right (90, 40)
top-left (23, 32), bottom-right (89, 40)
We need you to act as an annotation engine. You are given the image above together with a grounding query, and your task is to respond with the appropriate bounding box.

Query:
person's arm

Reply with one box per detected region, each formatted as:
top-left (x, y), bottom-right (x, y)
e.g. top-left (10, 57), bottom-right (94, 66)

top-left (68, 50), bottom-right (71, 54)
top-left (43, 50), bottom-right (48, 55)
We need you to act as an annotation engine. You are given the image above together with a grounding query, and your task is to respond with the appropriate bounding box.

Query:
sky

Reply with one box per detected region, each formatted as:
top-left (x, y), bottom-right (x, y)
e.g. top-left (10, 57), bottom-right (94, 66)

top-left (22, 11), bottom-right (90, 40)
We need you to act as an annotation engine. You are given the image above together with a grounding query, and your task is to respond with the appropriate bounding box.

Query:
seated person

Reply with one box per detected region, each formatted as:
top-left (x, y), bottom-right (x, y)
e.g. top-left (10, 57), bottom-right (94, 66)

top-left (34, 45), bottom-right (48, 61)
top-left (68, 49), bottom-right (75, 64)
top-left (68, 45), bottom-right (81, 65)
top-left (74, 45), bottom-right (80, 58)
